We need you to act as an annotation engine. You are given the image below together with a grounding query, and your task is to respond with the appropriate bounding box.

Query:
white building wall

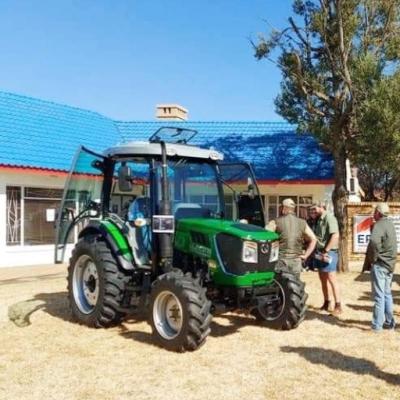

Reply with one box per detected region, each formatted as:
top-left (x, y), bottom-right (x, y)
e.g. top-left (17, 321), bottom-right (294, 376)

top-left (0, 170), bottom-right (73, 268)
top-left (259, 182), bottom-right (335, 219)
top-left (0, 169), bottom-right (335, 268)
top-left (260, 182), bottom-right (334, 201)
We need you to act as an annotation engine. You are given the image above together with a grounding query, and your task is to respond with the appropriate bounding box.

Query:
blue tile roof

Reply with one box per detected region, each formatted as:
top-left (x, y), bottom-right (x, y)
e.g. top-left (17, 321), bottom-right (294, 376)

top-left (0, 91), bottom-right (120, 171)
top-left (116, 121), bottom-right (334, 180)
top-left (0, 91), bottom-right (334, 180)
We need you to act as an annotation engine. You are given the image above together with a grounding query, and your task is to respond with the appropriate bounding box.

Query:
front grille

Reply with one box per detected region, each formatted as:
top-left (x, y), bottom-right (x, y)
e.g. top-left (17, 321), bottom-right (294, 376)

top-left (191, 232), bottom-right (210, 247)
top-left (215, 233), bottom-right (276, 276)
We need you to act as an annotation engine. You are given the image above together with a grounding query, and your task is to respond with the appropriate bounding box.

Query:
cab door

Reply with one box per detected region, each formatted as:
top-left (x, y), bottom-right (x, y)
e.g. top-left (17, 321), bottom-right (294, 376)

top-left (217, 162), bottom-right (265, 227)
top-left (55, 146), bottom-right (105, 263)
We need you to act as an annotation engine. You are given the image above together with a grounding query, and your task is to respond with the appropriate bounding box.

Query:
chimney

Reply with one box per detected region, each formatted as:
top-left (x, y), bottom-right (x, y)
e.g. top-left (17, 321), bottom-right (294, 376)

top-left (156, 104), bottom-right (188, 121)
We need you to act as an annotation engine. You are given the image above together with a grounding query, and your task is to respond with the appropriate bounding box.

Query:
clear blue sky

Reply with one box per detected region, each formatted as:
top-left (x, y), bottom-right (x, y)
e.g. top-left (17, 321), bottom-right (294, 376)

top-left (0, 0), bottom-right (293, 121)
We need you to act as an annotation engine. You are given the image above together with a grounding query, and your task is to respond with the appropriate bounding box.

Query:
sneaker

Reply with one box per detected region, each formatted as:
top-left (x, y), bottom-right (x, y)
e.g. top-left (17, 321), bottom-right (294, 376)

top-left (383, 320), bottom-right (396, 330)
top-left (319, 300), bottom-right (331, 311)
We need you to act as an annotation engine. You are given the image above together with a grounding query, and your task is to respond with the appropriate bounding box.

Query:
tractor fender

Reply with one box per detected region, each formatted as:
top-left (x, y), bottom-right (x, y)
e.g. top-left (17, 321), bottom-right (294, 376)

top-left (78, 221), bottom-right (135, 271)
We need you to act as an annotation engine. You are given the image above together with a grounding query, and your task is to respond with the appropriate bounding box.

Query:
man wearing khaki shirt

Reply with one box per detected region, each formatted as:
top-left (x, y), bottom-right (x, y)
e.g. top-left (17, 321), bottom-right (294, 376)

top-left (310, 202), bottom-right (342, 315)
top-left (267, 198), bottom-right (316, 277)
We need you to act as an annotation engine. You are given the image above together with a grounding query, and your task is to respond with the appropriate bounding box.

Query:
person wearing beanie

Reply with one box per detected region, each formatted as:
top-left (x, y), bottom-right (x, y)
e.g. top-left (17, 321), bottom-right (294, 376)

top-left (364, 203), bottom-right (397, 332)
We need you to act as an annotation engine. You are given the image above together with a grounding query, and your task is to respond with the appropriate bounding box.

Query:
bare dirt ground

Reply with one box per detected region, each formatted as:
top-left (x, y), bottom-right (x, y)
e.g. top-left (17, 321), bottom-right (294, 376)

top-left (0, 264), bottom-right (399, 400)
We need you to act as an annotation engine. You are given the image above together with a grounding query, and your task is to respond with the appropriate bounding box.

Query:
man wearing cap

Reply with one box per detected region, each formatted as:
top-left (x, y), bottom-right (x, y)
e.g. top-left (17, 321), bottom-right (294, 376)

top-left (364, 203), bottom-right (397, 332)
top-left (310, 202), bottom-right (342, 315)
top-left (270, 198), bottom-right (317, 277)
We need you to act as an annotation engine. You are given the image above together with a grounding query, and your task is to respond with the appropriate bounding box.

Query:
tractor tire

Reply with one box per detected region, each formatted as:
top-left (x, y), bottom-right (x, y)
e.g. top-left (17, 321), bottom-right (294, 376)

top-left (67, 235), bottom-right (130, 328)
top-left (149, 270), bottom-right (212, 352)
top-left (253, 272), bottom-right (307, 330)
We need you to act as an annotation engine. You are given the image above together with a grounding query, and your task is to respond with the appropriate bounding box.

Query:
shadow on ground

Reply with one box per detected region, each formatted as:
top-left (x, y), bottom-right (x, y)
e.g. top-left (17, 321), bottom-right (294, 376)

top-left (354, 273), bottom-right (371, 283)
top-left (8, 292), bottom-right (70, 327)
top-left (281, 346), bottom-right (400, 386)
top-left (354, 272), bottom-right (400, 285)
top-left (359, 290), bottom-right (400, 309)
top-left (119, 313), bottom-right (260, 351)
top-left (210, 314), bottom-right (259, 337)
top-left (305, 309), bottom-right (371, 331)
top-left (119, 327), bottom-right (158, 349)
top-left (346, 303), bottom-right (373, 313)
top-left (0, 273), bottom-right (65, 286)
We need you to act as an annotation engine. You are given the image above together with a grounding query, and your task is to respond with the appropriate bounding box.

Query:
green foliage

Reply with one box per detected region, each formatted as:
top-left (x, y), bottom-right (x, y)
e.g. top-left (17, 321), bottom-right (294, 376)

top-left (355, 71), bottom-right (400, 199)
top-left (253, 0), bottom-right (400, 266)
top-left (254, 0), bottom-right (400, 158)
top-left (254, 0), bottom-right (400, 199)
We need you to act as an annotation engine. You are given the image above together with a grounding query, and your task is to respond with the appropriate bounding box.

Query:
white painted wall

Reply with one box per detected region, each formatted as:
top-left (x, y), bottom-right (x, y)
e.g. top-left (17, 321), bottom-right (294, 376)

top-left (259, 182), bottom-right (335, 218)
top-left (259, 182), bottom-right (334, 201)
top-left (0, 170), bottom-right (72, 268)
top-left (0, 169), bottom-right (334, 268)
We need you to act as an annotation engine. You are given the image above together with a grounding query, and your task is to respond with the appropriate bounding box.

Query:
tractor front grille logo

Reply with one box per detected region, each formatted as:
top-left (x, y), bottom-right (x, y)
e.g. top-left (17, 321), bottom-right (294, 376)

top-left (260, 243), bottom-right (269, 254)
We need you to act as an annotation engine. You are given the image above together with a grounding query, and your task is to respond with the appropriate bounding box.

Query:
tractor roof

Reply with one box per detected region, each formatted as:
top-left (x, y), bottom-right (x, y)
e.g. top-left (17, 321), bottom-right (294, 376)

top-left (103, 141), bottom-right (224, 161)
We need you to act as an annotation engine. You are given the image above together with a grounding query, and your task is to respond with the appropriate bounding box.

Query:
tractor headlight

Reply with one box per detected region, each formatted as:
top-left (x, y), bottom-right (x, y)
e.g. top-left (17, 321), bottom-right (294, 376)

top-left (269, 241), bottom-right (279, 262)
top-left (242, 241), bottom-right (258, 263)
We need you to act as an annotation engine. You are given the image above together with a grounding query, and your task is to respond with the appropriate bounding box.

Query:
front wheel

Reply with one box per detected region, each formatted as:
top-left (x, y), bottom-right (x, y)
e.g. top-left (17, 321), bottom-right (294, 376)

top-left (67, 235), bottom-right (130, 327)
top-left (149, 271), bottom-right (212, 352)
top-left (253, 272), bottom-right (307, 330)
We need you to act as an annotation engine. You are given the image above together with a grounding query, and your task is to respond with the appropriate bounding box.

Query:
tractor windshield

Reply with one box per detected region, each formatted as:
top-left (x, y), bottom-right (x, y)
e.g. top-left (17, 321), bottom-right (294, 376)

top-left (156, 159), bottom-right (265, 226)
top-left (217, 162), bottom-right (265, 227)
top-left (160, 159), bottom-right (222, 219)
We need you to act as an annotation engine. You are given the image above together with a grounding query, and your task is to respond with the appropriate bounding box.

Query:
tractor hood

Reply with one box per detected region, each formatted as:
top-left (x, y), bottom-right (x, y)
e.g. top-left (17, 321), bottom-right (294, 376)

top-left (176, 218), bottom-right (279, 242)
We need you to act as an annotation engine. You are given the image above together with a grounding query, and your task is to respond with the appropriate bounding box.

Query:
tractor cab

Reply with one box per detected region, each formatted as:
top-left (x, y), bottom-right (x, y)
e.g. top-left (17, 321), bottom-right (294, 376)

top-left (55, 127), bottom-right (265, 270)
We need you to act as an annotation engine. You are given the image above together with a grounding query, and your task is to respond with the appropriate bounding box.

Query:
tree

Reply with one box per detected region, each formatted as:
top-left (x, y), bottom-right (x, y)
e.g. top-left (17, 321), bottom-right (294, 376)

top-left (355, 71), bottom-right (400, 200)
top-left (253, 0), bottom-right (400, 271)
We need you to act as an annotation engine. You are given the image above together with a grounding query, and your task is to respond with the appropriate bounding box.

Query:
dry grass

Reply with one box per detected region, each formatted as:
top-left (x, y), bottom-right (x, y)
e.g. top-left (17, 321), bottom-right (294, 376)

top-left (0, 265), bottom-right (400, 400)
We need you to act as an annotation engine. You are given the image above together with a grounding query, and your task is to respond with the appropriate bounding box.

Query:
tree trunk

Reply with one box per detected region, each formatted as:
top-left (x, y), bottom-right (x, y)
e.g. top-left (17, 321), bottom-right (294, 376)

top-left (331, 149), bottom-right (349, 272)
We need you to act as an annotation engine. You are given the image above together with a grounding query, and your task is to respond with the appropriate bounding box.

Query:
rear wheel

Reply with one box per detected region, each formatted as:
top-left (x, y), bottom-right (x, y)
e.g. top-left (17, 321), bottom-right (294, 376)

top-left (68, 235), bottom-right (130, 327)
top-left (253, 272), bottom-right (307, 330)
top-left (149, 270), bottom-right (212, 352)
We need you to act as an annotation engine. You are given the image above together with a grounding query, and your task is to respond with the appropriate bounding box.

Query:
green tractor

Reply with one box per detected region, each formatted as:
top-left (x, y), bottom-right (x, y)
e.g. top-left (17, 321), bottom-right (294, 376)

top-left (55, 127), bottom-right (307, 352)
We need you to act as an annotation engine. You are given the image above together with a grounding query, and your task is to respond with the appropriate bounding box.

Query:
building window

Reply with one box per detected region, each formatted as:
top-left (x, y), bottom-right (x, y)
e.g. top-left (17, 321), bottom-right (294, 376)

top-left (6, 186), bottom-right (63, 246)
top-left (24, 188), bottom-right (64, 245)
top-left (267, 195), bottom-right (313, 220)
top-left (6, 186), bottom-right (21, 245)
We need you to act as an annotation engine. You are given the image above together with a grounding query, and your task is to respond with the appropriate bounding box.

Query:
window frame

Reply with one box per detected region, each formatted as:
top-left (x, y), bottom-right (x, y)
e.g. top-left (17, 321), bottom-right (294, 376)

top-left (6, 185), bottom-right (65, 247)
top-left (266, 195), bottom-right (313, 220)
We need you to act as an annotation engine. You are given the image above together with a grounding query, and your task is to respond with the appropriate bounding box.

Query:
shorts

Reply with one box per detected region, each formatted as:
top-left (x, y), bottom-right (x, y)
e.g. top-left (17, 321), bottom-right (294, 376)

top-left (315, 250), bottom-right (338, 272)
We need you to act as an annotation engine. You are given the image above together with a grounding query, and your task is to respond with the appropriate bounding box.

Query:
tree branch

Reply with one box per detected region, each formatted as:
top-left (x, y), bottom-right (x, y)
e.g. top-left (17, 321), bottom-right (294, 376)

top-left (336, 0), bottom-right (352, 87)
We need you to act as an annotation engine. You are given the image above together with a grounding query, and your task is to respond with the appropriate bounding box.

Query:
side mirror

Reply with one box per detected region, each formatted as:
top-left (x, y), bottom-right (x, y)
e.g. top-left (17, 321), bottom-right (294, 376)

top-left (247, 177), bottom-right (255, 200)
top-left (247, 184), bottom-right (255, 200)
top-left (118, 164), bottom-right (133, 192)
top-left (239, 179), bottom-right (255, 200)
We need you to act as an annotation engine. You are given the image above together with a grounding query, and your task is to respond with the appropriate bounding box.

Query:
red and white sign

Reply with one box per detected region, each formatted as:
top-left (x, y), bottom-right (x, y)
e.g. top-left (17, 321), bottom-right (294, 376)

top-left (353, 214), bottom-right (400, 253)
top-left (353, 215), bottom-right (373, 253)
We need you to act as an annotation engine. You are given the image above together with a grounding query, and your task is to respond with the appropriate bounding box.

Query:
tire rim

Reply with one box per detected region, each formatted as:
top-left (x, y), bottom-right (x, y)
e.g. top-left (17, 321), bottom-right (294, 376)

top-left (72, 254), bottom-right (99, 314)
top-left (257, 279), bottom-right (286, 321)
top-left (153, 290), bottom-right (183, 340)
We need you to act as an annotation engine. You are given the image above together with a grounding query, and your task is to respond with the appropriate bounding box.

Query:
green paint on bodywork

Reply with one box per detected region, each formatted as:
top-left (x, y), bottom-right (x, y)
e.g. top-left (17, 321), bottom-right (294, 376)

top-left (178, 218), bottom-right (279, 241)
top-left (175, 218), bottom-right (279, 287)
top-left (211, 269), bottom-right (275, 286)
top-left (101, 220), bottom-right (133, 261)
top-left (190, 243), bottom-right (212, 258)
